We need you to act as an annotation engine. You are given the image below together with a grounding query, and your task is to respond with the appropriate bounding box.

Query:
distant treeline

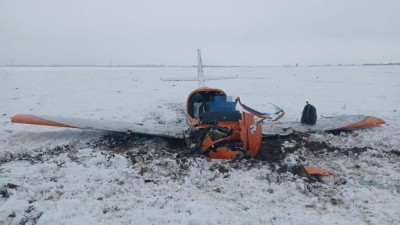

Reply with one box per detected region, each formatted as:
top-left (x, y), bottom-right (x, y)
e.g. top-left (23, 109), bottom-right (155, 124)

top-left (0, 64), bottom-right (265, 68)
top-left (1, 63), bottom-right (399, 67)
top-left (310, 63), bottom-right (400, 67)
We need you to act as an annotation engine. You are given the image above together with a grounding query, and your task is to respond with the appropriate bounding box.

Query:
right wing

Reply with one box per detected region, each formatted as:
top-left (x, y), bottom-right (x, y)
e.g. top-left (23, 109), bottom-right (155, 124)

top-left (262, 115), bottom-right (385, 136)
top-left (11, 114), bottom-right (186, 139)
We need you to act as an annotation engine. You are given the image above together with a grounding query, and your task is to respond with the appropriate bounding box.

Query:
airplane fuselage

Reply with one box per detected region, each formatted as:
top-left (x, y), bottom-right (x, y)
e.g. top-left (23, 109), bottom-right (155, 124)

top-left (184, 87), bottom-right (262, 159)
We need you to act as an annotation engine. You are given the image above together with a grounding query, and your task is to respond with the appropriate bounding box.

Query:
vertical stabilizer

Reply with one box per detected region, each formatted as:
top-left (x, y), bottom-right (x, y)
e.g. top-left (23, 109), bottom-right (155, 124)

top-left (197, 49), bottom-right (205, 87)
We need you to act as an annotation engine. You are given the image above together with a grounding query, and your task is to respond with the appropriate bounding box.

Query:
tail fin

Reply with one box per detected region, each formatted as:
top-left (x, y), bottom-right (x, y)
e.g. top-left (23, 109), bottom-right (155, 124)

top-left (197, 49), bottom-right (205, 87)
top-left (160, 49), bottom-right (238, 83)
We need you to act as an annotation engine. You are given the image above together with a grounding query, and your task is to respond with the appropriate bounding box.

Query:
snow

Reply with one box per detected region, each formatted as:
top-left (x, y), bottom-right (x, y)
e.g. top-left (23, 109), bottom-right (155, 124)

top-left (1, 66), bottom-right (400, 224)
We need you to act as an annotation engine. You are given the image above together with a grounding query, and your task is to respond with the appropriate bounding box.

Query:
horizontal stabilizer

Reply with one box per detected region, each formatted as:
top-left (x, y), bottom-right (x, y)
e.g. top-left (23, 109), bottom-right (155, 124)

top-left (161, 74), bottom-right (239, 81)
top-left (11, 114), bottom-right (185, 139)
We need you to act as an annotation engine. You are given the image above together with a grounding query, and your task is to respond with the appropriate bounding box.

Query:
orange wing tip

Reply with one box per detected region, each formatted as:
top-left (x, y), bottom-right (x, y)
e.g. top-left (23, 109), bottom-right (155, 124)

top-left (343, 116), bottom-right (385, 130)
top-left (11, 114), bottom-right (76, 128)
top-left (304, 165), bottom-right (335, 176)
top-left (367, 116), bottom-right (385, 125)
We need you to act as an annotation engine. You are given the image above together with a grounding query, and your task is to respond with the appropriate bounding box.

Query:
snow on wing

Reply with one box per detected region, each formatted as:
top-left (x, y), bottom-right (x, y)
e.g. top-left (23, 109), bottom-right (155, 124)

top-left (11, 114), bottom-right (186, 139)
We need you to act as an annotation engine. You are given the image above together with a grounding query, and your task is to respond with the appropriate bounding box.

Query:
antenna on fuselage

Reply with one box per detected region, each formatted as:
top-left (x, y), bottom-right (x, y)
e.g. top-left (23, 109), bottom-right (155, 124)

top-left (197, 49), bottom-right (206, 87)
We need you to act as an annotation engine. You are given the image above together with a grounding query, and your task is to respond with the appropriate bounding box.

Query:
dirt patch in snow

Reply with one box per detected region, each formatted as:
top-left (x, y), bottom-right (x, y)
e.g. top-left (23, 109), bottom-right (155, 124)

top-left (0, 142), bottom-right (81, 166)
top-left (1, 130), bottom-right (397, 185)
top-left (256, 131), bottom-right (375, 162)
top-left (88, 132), bottom-right (343, 182)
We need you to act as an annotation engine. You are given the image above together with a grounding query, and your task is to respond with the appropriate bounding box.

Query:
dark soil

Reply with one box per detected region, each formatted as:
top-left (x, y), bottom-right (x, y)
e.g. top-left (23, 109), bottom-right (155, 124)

top-left (0, 130), bottom-right (383, 182)
top-left (390, 150), bottom-right (400, 156)
top-left (255, 133), bottom-right (305, 163)
top-left (0, 144), bottom-right (79, 166)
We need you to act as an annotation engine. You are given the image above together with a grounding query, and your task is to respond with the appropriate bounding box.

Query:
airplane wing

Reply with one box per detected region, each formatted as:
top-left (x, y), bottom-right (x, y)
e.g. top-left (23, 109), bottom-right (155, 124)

top-left (11, 114), bottom-right (186, 139)
top-left (11, 114), bottom-right (385, 139)
top-left (262, 115), bottom-right (385, 136)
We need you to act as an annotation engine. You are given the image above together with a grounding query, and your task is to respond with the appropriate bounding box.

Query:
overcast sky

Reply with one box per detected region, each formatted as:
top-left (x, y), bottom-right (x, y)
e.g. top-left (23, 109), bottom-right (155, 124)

top-left (1, 0), bottom-right (399, 66)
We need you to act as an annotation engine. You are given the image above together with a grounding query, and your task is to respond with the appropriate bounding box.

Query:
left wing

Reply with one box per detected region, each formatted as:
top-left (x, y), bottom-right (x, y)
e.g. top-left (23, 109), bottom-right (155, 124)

top-left (11, 114), bottom-right (186, 139)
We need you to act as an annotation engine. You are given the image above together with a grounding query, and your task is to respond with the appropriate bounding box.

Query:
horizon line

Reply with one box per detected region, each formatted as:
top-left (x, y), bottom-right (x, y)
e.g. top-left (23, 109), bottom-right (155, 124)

top-left (1, 62), bottom-right (400, 68)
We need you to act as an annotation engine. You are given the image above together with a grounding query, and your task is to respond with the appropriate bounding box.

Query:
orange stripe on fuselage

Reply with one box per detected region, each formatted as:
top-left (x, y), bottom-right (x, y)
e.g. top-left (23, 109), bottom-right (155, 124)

top-left (11, 114), bottom-right (76, 128)
top-left (342, 116), bottom-right (385, 130)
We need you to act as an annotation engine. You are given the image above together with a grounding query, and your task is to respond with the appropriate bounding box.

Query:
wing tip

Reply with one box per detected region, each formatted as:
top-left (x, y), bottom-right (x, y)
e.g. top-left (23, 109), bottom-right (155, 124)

top-left (11, 114), bottom-right (75, 128)
top-left (342, 115), bottom-right (385, 130)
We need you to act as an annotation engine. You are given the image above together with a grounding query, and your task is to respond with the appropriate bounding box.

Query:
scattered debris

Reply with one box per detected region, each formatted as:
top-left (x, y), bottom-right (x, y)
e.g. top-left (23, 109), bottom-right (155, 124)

top-left (304, 165), bottom-right (335, 176)
top-left (1, 130), bottom-right (394, 188)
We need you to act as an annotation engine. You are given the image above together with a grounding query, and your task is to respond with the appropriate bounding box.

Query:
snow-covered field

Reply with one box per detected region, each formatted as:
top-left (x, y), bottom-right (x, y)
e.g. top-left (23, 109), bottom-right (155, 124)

top-left (0, 66), bottom-right (399, 225)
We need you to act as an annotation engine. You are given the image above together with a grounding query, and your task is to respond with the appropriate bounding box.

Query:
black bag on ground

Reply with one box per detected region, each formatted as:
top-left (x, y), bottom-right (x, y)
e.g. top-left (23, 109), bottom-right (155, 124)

top-left (301, 102), bottom-right (317, 125)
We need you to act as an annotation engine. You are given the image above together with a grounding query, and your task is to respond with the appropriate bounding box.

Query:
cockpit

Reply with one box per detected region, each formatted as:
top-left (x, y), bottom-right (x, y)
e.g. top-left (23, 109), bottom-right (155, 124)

top-left (188, 90), bottom-right (241, 124)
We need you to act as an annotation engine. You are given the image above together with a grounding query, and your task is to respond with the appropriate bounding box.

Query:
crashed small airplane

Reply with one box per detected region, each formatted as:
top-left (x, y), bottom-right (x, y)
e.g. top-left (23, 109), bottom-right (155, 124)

top-left (11, 49), bottom-right (385, 160)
